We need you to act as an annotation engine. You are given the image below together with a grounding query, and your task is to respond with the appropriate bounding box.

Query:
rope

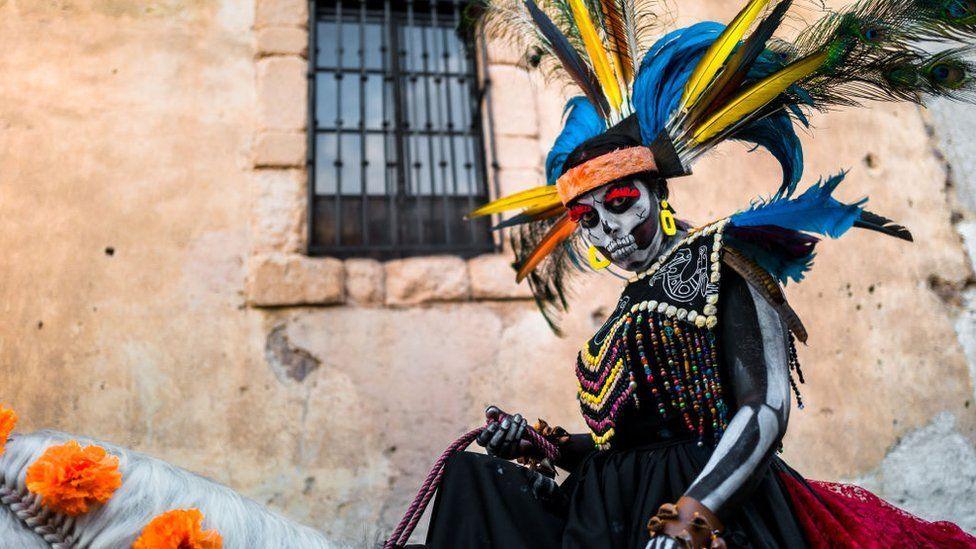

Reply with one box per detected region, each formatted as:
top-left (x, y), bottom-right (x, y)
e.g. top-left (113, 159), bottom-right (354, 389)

top-left (383, 411), bottom-right (561, 548)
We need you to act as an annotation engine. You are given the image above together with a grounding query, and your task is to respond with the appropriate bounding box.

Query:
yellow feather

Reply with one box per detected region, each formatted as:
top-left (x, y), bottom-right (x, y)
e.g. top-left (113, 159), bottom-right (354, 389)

top-left (518, 202), bottom-right (566, 218)
top-left (466, 185), bottom-right (561, 218)
top-left (598, 0), bottom-right (634, 86)
top-left (569, 0), bottom-right (623, 111)
top-left (681, 0), bottom-right (770, 111)
top-left (691, 49), bottom-right (828, 143)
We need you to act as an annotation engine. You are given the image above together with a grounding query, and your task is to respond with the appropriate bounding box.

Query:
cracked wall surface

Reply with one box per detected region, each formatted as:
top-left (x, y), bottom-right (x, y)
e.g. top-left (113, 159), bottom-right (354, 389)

top-left (0, 0), bottom-right (974, 546)
top-left (928, 97), bottom-right (976, 408)
top-left (855, 413), bottom-right (976, 532)
top-left (891, 90), bottom-right (976, 531)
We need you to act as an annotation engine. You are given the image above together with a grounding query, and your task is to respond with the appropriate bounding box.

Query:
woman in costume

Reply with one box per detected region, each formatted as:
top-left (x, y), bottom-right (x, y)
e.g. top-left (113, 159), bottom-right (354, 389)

top-left (418, 0), bottom-right (976, 547)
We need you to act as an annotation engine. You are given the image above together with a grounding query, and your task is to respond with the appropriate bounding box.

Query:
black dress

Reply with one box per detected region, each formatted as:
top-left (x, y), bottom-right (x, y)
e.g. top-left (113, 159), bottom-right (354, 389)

top-left (425, 446), bottom-right (806, 548)
top-left (425, 227), bottom-right (809, 548)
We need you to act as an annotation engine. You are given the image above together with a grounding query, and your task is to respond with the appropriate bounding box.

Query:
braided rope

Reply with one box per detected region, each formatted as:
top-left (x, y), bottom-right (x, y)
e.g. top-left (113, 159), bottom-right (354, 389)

top-left (383, 412), bottom-right (561, 548)
top-left (0, 481), bottom-right (78, 547)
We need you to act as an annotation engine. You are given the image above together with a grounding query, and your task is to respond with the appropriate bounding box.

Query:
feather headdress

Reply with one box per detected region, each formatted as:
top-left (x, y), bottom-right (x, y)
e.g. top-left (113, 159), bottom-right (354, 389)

top-left (471, 0), bottom-right (976, 328)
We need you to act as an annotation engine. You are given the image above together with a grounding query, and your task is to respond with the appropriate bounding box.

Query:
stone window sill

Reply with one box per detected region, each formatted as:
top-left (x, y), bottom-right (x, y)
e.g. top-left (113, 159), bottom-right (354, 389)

top-left (245, 253), bottom-right (532, 308)
top-left (247, 0), bottom-right (542, 309)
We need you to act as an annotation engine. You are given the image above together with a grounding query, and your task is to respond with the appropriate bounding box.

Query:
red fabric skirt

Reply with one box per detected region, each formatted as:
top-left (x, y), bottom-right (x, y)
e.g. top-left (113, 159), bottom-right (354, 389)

top-left (779, 472), bottom-right (976, 548)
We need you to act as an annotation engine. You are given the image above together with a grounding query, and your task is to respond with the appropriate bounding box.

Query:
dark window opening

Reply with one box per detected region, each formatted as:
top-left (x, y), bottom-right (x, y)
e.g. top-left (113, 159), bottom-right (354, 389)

top-left (309, 0), bottom-right (496, 259)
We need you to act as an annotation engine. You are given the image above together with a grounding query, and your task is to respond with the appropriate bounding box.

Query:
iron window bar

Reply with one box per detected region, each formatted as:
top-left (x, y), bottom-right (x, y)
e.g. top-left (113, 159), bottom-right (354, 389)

top-left (308, 0), bottom-right (496, 259)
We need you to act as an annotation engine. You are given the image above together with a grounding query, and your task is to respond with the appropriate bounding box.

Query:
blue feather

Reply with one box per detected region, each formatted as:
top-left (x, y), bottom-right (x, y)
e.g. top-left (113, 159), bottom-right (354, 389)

top-left (732, 112), bottom-right (804, 196)
top-left (631, 24), bottom-right (806, 189)
top-left (544, 97), bottom-right (606, 184)
top-left (633, 22), bottom-right (723, 143)
top-left (724, 235), bottom-right (816, 284)
top-left (729, 172), bottom-right (864, 238)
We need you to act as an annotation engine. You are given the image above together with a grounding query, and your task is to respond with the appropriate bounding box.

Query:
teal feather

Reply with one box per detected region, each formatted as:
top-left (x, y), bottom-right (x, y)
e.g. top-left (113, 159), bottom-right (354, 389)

top-left (727, 172), bottom-right (912, 283)
top-left (545, 97), bottom-right (606, 184)
top-left (724, 234), bottom-right (817, 283)
top-left (730, 172), bottom-right (864, 238)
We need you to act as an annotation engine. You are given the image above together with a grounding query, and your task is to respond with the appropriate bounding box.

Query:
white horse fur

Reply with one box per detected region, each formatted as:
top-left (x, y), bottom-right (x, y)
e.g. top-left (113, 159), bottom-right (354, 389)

top-left (0, 430), bottom-right (334, 548)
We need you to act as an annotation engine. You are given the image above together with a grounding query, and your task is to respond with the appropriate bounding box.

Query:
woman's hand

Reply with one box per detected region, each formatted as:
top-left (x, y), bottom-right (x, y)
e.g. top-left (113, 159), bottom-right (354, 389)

top-left (476, 406), bottom-right (528, 459)
top-left (478, 406), bottom-right (565, 504)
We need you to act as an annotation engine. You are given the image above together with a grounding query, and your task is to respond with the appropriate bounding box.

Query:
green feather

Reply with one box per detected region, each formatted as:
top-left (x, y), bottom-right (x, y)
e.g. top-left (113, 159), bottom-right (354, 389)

top-left (921, 48), bottom-right (974, 95)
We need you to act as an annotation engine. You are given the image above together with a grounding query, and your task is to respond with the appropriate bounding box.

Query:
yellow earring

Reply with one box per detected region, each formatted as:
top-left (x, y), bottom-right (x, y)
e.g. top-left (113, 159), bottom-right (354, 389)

top-left (588, 245), bottom-right (611, 270)
top-left (659, 200), bottom-right (677, 236)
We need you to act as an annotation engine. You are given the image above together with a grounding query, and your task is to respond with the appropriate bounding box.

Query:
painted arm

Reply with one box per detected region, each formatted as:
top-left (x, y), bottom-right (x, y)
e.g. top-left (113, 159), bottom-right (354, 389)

top-left (646, 271), bottom-right (792, 548)
top-left (686, 270), bottom-right (792, 513)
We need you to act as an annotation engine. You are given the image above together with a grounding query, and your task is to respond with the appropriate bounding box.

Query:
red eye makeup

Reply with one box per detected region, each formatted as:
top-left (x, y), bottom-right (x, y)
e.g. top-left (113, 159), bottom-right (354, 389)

top-left (568, 203), bottom-right (593, 222)
top-left (605, 185), bottom-right (640, 202)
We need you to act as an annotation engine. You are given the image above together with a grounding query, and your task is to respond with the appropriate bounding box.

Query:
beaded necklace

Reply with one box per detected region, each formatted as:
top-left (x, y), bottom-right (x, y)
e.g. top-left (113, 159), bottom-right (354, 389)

top-left (577, 221), bottom-right (731, 450)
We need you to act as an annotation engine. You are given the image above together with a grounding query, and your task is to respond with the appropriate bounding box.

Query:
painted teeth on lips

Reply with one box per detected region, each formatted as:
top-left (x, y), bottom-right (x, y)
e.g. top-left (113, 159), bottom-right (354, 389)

top-left (606, 235), bottom-right (636, 259)
top-left (611, 243), bottom-right (637, 261)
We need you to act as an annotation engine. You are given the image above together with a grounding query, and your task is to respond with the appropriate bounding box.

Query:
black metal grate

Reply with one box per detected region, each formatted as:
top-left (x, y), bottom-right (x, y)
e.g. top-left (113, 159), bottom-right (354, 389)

top-left (309, 0), bottom-right (496, 259)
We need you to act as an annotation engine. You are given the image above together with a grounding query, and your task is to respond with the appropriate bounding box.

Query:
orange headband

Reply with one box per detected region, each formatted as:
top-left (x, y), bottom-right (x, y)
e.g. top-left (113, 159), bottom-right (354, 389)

top-left (555, 146), bottom-right (658, 205)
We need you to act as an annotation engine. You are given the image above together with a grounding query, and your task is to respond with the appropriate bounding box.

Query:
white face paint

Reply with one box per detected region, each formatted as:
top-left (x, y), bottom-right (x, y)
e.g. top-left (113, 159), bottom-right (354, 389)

top-left (570, 179), bottom-right (667, 272)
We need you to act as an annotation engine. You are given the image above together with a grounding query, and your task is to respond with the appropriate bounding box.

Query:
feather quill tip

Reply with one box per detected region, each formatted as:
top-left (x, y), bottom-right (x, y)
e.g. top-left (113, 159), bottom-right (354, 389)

top-left (466, 185), bottom-right (560, 219)
top-left (854, 210), bottom-right (914, 242)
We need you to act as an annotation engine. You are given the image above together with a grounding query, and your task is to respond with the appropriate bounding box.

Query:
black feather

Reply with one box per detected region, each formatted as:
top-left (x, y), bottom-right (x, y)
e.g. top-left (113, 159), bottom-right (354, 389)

top-left (511, 217), bottom-right (586, 335)
top-left (686, 0), bottom-right (795, 125)
top-left (854, 208), bottom-right (914, 241)
top-left (523, 0), bottom-right (611, 117)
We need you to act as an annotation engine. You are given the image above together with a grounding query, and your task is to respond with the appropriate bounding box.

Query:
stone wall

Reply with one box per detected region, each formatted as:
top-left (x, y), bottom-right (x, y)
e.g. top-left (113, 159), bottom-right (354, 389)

top-left (0, 0), bottom-right (973, 546)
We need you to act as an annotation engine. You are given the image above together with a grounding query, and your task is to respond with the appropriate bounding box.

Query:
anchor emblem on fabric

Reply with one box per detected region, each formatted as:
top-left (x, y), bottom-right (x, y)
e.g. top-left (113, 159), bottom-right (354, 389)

top-left (649, 245), bottom-right (712, 303)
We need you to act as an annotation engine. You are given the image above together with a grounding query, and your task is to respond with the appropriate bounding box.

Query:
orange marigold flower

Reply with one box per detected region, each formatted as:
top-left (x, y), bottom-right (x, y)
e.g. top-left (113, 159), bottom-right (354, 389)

top-left (0, 406), bottom-right (16, 457)
top-left (25, 440), bottom-right (122, 516)
top-left (133, 508), bottom-right (222, 549)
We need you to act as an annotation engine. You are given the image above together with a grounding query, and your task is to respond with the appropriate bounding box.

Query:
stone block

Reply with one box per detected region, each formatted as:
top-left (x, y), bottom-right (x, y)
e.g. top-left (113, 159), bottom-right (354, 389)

top-left (256, 27), bottom-right (308, 57)
top-left (253, 131), bottom-right (306, 168)
top-left (257, 57), bottom-right (307, 132)
top-left (495, 167), bottom-right (545, 198)
top-left (247, 254), bottom-right (344, 306)
top-left (345, 258), bottom-right (384, 305)
top-left (255, 0), bottom-right (308, 28)
top-left (250, 169), bottom-right (306, 254)
top-left (384, 256), bottom-right (469, 306)
top-left (494, 136), bottom-right (542, 171)
top-left (468, 254), bottom-right (531, 299)
top-left (489, 65), bottom-right (538, 137)
top-left (534, 80), bottom-right (574, 144)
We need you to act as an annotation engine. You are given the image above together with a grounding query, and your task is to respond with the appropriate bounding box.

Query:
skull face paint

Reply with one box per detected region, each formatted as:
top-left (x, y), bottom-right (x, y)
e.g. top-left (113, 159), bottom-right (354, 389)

top-left (570, 179), bottom-right (665, 272)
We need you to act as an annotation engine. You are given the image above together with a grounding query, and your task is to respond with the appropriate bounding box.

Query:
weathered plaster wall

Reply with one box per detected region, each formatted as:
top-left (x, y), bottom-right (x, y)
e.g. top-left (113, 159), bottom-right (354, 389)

top-left (0, 0), bottom-right (974, 546)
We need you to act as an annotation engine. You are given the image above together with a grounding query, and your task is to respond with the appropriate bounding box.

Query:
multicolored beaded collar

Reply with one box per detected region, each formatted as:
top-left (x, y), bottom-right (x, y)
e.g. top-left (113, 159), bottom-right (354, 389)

top-left (577, 220), bottom-right (731, 450)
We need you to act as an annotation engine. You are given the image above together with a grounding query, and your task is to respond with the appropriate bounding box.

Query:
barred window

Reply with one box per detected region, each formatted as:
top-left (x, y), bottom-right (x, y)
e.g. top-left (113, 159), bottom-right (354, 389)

top-left (310, 0), bottom-right (496, 259)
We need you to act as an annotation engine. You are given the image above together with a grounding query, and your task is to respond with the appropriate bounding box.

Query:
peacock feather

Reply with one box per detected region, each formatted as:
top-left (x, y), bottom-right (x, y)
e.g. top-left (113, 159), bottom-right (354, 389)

top-left (469, 0), bottom-right (973, 330)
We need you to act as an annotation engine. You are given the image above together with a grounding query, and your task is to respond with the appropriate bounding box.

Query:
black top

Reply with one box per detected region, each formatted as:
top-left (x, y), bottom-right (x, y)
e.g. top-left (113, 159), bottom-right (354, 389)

top-left (611, 264), bottom-right (757, 449)
top-left (576, 223), bottom-right (773, 451)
